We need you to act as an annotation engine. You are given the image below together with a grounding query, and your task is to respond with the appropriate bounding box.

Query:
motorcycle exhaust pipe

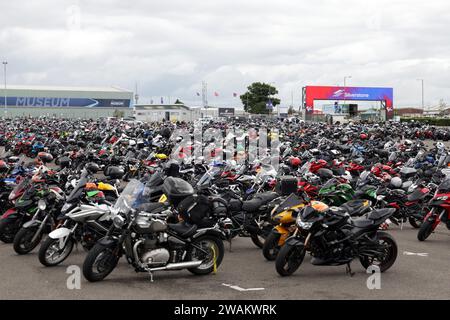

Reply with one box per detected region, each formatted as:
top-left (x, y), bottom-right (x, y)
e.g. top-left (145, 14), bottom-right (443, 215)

top-left (148, 261), bottom-right (203, 271)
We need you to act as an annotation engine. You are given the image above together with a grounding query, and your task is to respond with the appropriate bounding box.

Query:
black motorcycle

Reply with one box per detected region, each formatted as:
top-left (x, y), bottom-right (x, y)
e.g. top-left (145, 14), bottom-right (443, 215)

top-left (275, 203), bottom-right (398, 276)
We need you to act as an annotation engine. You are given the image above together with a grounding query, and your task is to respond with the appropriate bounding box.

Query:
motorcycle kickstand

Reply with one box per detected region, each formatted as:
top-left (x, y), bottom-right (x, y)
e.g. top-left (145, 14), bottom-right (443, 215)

top-left (400, 219), bottom-right (404, 230)
top-left (228, 239), bottom-right (233, 253)
top-left (146, 269), bottom-right (154, 282)
top-left (346, 263), bottom-right (355, 277)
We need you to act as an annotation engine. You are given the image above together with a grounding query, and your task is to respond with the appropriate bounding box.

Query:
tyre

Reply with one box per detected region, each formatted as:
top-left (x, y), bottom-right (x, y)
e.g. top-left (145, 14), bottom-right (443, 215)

top-left (250, 224), bottom-right (271, 249)
top-left (360, 231), bottom-right (398, 272)
top-left (13, 226), bottom-right (42, 254)
top-left (83, 244), bottom-right (119, 282)
top-left (187, 235), bottom-right (224, 275)
top-left (275, 243), bottom-right (305, 276)
top-left (262, 231), bottom-right (281, 261)
top-left (250, 234), bottom-right (265, 248)
top-left (38, 236), bottom-right (74, 266)
top-left (0, 218), bottom-right (19, 244)
top-left (417, 220), bottom-right (434, 241)
top-left (408, 216), bottom-right (422, 229)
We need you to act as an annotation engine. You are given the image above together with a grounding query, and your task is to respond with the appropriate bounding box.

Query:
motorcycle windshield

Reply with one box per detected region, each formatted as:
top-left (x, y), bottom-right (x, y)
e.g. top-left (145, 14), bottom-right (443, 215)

top-left (274, 193), bottom-right (303, 214)
top-left (66, 175), bottom-right (88, 203)
top-left (114, 179), bottom-right (145, 215)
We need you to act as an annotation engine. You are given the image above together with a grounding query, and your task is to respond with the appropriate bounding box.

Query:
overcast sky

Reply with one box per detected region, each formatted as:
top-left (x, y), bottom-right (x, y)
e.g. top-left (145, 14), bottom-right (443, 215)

top-left (1, 0), bottom-right (450, 109)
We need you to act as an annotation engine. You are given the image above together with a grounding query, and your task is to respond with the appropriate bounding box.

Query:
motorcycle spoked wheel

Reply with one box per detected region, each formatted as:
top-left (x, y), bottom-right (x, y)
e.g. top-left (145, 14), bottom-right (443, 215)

top-left (186, 235), bottom-right (224, 275)
top-left (38, 236), bottom-right (74, 267)
top-left (0, 218), bottom-right (20, 243)
top-left (275, 243), bottom-right (306, 276)
top-left (83, 244), bottom-right (120, 282)
top-left (359, 231), bottom-right (398, 272)
top-left (13, 226), bottom-right (43, 254)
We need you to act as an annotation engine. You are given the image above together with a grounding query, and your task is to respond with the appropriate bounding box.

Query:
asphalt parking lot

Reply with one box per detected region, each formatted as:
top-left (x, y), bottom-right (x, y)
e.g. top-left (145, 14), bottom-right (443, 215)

top-left (0, 144), bottom-right (449, 300)
top-left (0, 225), bottom-right (449, 300)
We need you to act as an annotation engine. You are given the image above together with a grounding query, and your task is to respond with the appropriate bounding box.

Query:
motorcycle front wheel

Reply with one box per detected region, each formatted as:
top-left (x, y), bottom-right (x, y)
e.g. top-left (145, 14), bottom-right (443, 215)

top-left (417, 220), bottom-right (435, 241)
top-left (275, 243), bottom-right (305, 276)
top-left (13, 226), bottom-right (43, 254)
top-left (187, 235), bottom-right (224, 275)
top-left (38, 236), bottom-right (74, 267)
top-left (83, 244), bottom-right (119, 282)
top-left (0, 218), bottom-right (19, 243)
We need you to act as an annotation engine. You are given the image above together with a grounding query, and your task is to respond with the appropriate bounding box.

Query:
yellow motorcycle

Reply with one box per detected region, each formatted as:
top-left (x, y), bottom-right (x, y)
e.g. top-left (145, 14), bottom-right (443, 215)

top-left (262, 193), bottom-right (306, 261)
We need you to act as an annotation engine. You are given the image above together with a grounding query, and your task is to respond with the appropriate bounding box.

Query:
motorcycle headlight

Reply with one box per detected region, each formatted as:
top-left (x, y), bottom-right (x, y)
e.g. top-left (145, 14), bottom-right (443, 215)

top-left (38, 199), bottom-right (47, 211)
top-left (113, 215), bottom-right (125, 228)
top-left (61, 203), bottom-right (73, 214)
top-left (296, 215), bottom-right (313, 230)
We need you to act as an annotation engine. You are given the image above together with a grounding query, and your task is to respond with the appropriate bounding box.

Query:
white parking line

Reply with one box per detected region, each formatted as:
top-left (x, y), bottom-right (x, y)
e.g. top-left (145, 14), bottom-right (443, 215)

top-left (403, 251), bottom-right (429, 257)
top-left (222, 283), bottom-right (265, 292)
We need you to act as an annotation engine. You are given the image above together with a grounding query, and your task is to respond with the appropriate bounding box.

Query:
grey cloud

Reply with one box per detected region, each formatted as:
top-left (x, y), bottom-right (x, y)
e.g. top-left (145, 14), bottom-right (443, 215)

top-left (1, 0), bottom-right (450, 109)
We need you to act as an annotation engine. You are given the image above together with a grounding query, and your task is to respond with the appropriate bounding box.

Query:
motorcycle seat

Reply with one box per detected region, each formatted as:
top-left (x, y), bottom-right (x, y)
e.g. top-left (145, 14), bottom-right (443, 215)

top-left (340, 199), bottom-right (371, 216)
top-left (168, 222), bottom-right (197, 238)
top-left (367, 208), bottom-right (396, 221)
top-left (228, 198), bottom-right (243, 212)
top-left (351, 208), bottom-right (395, 228)
top-left (407, 191), bottom-right (427, 202)
top-left (242, 192), bottom-right (279, 212)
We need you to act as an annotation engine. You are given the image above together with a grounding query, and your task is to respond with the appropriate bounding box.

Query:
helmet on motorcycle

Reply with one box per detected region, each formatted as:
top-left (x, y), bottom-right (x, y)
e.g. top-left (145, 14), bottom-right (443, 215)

top-left (436, 142), bottom-right (445, 150)
top-left (360, 133), bottom-right (368, 140)
top-left (0, 160), bottom-right (8, 173)
top-left (77, 141), bottom-right (86, 148)
top-left (290, 157), bottom-right (301, 168)
top-left (85, 162), bottom-right (100, 174)
top-left (310, 201), bottom-right (330, 213)
top-left (156, 153), bottom-right (168, 160)
top-left (37, 152), bottom-right (53, 164)
top-left (390, 177), bottom-right (402, 188)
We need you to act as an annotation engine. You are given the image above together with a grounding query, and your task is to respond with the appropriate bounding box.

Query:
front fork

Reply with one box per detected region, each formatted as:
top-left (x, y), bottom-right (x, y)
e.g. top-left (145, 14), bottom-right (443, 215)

top-left (424, 208), bottom-right (442, 230)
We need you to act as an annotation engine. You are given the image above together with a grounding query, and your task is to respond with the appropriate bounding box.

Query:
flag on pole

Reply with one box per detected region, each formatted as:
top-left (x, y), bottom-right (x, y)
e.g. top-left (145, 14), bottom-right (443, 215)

top-left (196, 92), bottom-right (201, 96)
top-left (233, 93), bottom-right (237, 97)
top-left (266, 100), bottom-right (273, 110)
top-left (161, 97), bottom-right (164, 104)
top-left (214, 92), bottom-right (219, 97)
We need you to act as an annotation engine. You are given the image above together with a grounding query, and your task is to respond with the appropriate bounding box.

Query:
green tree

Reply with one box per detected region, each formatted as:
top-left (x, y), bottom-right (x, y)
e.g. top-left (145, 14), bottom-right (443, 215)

top-left (113, 109), bottom-right (125, 118)
top-left (288, 106), bottom-right (295, 115)
top-left (240, 82), bottom-right (280, 114)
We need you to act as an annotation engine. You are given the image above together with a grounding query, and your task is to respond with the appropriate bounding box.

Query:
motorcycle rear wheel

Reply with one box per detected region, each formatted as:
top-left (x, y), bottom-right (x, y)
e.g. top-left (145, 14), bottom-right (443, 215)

top-left (360, 231), bottom-right (397, 272)
top-left (275, 243), bottom-right (305, 276)
top-left (187, 235), bottom-right (224, 275)
top-left (83, 244), bottom-right (119, 282)
top-left (408, 217), bottom-right (422, 229)
top-left (262, 232), bottom-right (281, 261)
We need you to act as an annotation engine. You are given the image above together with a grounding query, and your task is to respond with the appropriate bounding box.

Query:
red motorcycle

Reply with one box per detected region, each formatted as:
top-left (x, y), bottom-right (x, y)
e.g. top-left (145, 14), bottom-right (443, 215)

top-left (418, 179), bottom-right (450, 241)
